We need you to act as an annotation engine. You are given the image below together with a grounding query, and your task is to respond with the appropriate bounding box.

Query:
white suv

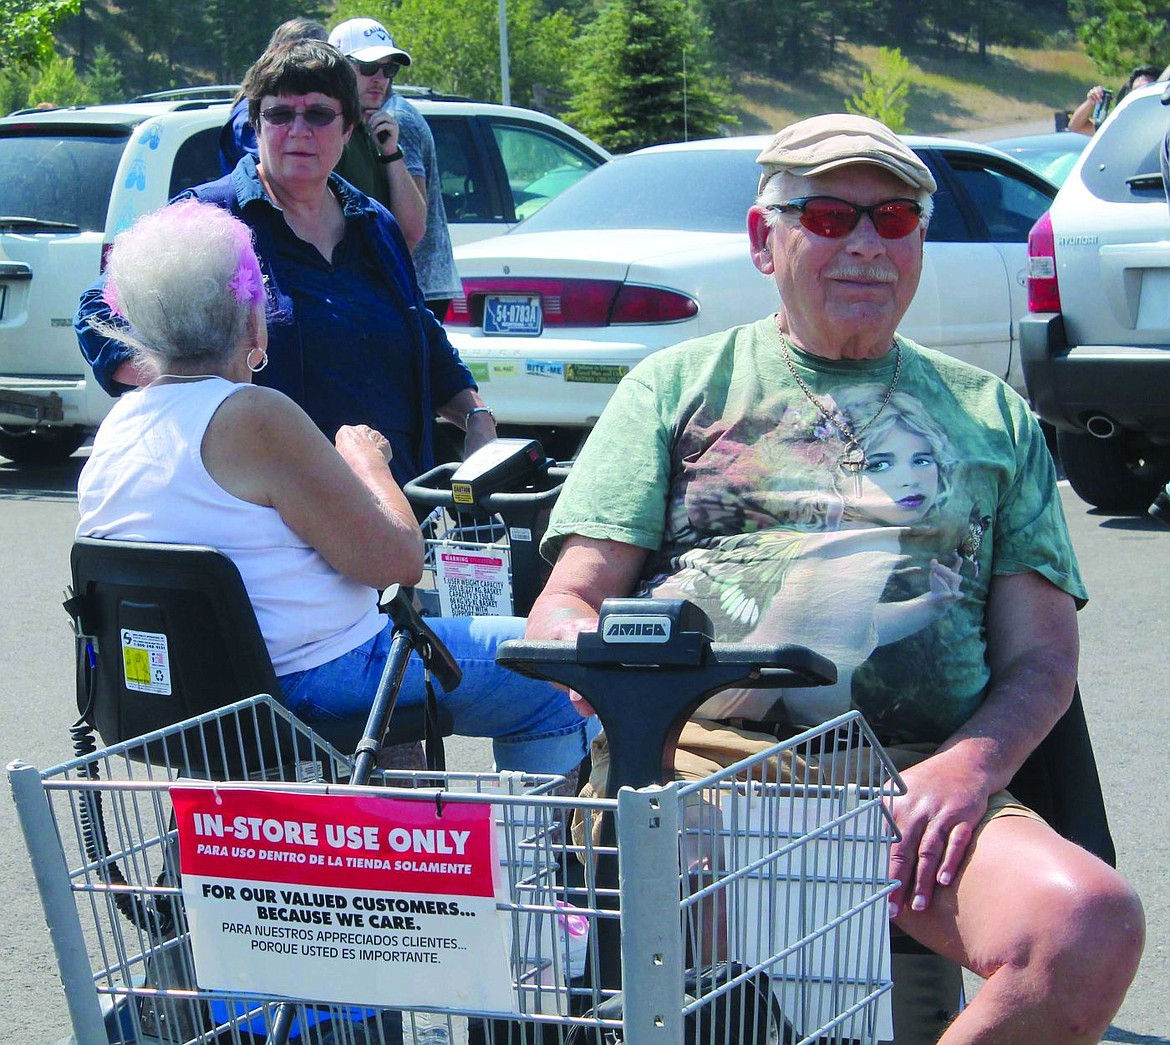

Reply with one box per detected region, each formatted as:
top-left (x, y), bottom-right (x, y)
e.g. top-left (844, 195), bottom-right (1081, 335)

top-left (0, 89), bottom-right (607, 464)
top-left (1022, 82), bottom-right (1170, 510)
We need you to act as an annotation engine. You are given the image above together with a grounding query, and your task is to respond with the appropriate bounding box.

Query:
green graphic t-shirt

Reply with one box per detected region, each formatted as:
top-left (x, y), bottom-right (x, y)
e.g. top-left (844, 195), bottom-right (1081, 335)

top-left (543, 318), bottom-right (1086, 743)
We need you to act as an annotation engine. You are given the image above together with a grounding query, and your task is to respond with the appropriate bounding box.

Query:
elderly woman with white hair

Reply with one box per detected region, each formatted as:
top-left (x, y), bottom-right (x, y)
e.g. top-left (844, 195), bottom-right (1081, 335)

top-left (76, 199), bottom-right (596, 774)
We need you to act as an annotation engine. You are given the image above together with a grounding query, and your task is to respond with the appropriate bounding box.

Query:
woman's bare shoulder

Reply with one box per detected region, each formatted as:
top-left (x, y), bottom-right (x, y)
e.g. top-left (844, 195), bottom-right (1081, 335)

top-left (205, 385), bottom-right (327, 502)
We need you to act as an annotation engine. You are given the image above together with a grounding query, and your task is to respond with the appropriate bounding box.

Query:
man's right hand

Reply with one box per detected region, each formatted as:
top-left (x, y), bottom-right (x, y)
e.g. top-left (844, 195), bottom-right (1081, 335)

top-left (366, 108), bottom-right (400, 154)
top-left (526, 535), bottom-right (651, 717)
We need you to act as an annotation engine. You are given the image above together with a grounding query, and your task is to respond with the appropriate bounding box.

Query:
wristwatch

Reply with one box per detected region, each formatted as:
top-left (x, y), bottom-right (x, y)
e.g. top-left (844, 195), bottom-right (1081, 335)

top-left (378, 147), bottom-right (404, 165)
top-left (465, 405), bottom-right (495, 426)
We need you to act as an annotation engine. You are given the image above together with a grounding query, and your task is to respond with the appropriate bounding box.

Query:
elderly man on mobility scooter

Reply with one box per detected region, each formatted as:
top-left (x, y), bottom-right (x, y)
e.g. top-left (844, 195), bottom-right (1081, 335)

top-left (526, 113), bottom-right (1145, 1043)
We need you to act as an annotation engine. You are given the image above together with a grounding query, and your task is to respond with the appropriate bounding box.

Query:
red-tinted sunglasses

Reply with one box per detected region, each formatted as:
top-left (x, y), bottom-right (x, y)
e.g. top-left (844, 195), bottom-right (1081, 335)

top-left (770, 196), bottom-right (923, 239)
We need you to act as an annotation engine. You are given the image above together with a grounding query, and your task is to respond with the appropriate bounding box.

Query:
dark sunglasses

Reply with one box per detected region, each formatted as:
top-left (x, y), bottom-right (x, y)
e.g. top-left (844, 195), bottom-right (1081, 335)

top-left (770, 196), bottom-right (923, 239)
top-left (259, 104), bottom-right (342, 128)
top-left (349, 57), bottom-right (400, 78)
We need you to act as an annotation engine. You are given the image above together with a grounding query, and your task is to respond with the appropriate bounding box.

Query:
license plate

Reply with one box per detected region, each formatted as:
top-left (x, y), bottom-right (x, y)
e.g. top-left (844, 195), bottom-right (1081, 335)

top-left (483, 294), bottom-right (542, 337)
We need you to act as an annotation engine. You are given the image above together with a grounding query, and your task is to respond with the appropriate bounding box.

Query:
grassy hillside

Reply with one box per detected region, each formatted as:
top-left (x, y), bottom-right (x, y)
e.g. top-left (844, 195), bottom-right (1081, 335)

top-left (730, 44), bottom-right (1098, 136)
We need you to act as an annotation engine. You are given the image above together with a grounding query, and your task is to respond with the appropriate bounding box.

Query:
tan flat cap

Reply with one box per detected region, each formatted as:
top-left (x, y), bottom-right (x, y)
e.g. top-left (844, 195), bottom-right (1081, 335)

top-left (757, 113), bottom-right (936, 194)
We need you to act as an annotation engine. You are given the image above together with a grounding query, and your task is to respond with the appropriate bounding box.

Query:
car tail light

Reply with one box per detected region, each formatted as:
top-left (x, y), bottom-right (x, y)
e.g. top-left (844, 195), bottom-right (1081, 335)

top-left (1026, 211), bottom-right (1061, 313)
top-left (445, 277), bottom-right (697, 327)
top-left (611, 284), bottom-right (698, 324)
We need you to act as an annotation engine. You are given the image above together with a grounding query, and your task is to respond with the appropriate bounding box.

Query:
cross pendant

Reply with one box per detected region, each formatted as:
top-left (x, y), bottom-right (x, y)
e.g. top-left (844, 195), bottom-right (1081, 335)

top-left (842, 448), bottom-right (865, 498)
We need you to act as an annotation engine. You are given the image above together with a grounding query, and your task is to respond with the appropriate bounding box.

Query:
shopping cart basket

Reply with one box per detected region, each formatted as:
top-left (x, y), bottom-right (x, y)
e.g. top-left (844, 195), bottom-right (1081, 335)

top-left (11, 601), bottom-right (903, 1045)
top-left (404, 438), bottom-right (569, 618)
top-left (10, 700), bottom-right (899, 1045)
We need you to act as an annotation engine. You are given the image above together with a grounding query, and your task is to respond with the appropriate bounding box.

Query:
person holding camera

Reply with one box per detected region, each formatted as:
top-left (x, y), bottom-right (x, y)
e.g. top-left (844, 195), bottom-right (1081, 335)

top-left (331, 17), bottom-right (461, 321)
top-left (329, 17), bottom-right (427, 250)
top-left (1068, 65), bottom-right (1159, 134)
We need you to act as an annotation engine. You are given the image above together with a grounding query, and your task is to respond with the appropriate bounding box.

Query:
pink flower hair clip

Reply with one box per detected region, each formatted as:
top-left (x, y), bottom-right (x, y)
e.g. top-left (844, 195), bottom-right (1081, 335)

top-left (227, 256), bottom-right (265, 308)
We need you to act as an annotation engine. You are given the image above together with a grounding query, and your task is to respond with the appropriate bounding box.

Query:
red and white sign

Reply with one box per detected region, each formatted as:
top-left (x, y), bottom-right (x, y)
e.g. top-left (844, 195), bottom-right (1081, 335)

top-left (434, 544), bottom-right (512, 616)
top-left (173, 785), bottom-right (517, 1011)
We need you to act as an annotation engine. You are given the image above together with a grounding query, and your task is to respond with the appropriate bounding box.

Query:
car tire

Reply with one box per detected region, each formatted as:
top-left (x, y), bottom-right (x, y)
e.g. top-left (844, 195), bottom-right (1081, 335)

top-left (0, 424), bottom-right (87, 465)
top-left (1056, 429), bottom-right (1164, 511)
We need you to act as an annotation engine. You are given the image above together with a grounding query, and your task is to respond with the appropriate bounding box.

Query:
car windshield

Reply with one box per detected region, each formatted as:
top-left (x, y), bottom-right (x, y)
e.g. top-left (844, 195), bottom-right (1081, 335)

top-left (514, 148), bottom-right (758, 234)
top-left (0, 127), bottom-right (130, 232)
top-left (1080, 94), bottom-right (1170, 204)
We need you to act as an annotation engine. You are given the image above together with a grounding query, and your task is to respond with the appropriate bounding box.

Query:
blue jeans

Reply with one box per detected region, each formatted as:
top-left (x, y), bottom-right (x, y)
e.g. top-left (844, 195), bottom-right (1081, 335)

top-left (278, 617), bottom-right (598, 773)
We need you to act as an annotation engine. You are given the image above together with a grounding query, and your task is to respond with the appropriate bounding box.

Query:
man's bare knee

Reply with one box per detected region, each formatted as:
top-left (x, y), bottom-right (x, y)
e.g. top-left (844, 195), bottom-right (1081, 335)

top-left (1046, 874), bottom-right (1144, 1025)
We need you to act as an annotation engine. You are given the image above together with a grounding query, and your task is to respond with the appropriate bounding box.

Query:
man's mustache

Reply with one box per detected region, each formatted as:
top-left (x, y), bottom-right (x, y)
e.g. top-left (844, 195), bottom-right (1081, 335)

top-left (824, 265), bottom-right (897, 282)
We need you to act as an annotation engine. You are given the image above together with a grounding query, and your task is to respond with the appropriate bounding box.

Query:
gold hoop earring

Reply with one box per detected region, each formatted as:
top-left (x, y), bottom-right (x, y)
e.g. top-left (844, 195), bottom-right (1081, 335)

top-left (247, 347), bottom-right (269, 373)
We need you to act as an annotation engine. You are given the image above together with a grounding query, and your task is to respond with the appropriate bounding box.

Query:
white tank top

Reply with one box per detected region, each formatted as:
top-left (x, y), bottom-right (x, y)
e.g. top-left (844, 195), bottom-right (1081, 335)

top-left (77, 377), bottom-right (384, 674)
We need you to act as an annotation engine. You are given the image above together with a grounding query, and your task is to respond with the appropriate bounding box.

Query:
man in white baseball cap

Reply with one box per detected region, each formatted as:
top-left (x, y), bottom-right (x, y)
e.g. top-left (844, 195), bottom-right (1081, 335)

top-left (328, 15), bottom-right (412, 65)
top-left (328, 17), bottom-right (426, 249)
top-left (330, 16), bottom-right (460, 321)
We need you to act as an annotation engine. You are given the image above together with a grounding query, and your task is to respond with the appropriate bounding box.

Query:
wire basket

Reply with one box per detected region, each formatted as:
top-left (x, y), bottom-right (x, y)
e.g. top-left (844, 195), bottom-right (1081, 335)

top-left (416, 507), bottom-right (516, 618)
top-left (405, 457), bottom-right (569, 619)
top-left (11, 700), bottom-right (901, 1045)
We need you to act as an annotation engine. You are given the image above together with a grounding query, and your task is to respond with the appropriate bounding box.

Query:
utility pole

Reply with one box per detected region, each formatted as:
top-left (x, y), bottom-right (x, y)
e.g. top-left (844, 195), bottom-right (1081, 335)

top-left (499, 0), bottom-right (511, 106)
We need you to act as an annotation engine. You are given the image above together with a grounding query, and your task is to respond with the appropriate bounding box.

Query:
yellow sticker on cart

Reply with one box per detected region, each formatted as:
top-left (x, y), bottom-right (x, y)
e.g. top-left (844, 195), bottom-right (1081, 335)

top-left (123, 647), bottom-right (151, 687)
top-left (564, 363), bottom-right (629, 384)
top-left (120, 628), bottom-right (172, 695)
top-left (451, 481), bottom-right (474, 505)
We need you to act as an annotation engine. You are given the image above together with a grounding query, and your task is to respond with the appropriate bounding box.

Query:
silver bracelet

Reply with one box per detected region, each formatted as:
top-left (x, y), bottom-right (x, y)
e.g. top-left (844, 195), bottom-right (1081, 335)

top-left (465, 405), bottom-right (495, 427)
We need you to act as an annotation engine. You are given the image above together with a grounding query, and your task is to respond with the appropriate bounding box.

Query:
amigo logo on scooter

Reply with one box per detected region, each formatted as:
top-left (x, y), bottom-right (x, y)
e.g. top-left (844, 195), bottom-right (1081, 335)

top-left (601, 614), bottom-right (673, 643)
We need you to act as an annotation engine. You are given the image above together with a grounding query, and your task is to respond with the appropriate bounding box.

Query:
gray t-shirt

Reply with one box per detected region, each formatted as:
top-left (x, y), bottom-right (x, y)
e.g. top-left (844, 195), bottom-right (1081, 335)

top-left (384, 92), bottom-right (460, 302)
top-left (544, 319), bottom-right (1086, 743)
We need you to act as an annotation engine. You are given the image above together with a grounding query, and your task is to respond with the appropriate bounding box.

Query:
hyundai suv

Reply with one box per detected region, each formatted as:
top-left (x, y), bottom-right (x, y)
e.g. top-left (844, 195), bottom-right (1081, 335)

top-left (1022, 82), bottom-right (1170, 510)
top-left (0, 89), bottom-right (608, 464)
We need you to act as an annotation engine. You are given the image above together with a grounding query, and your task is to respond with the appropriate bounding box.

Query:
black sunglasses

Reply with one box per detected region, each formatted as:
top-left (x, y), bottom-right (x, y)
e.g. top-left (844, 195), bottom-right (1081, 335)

top-left (349, 57), bottom-right (400, 78)
top-left (769, 196), bottom-right (923, 240)
top-left (259, 104), bottom-right (342, 128)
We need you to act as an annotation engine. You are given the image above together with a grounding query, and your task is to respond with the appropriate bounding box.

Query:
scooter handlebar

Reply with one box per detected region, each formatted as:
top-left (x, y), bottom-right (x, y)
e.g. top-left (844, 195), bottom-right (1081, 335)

top-left (496, 638), bottom-right (836, 690)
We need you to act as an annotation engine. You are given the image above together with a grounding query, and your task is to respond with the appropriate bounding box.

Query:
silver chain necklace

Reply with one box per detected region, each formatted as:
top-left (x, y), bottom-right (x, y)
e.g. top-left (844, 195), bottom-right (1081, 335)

top-left (774, 315), bottom-right (903, 498)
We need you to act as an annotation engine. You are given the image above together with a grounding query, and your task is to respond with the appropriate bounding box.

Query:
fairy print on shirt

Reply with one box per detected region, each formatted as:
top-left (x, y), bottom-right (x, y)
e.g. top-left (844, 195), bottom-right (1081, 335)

top-left (545, 324), bottom-right (1084, 745)
top-left (642, 383), bottom-right (994, 736)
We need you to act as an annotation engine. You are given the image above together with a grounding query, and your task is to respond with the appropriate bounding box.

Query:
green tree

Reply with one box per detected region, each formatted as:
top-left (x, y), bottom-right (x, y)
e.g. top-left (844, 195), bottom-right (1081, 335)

top-left (27, 52), bottom-right (95, 105)
top-left (925, 0), bottom-right (1050, 59)
top-left (0, 0), bottom-right (80, 71)
top-left (699, 0), bottom-right (888, 77)
top-left (103, 0), bottom-right (206, 93)
top-left (205, 0), bottom-right (327, 84)
top-left (845, 46), bottom-right (912, 131)
top-left (0, 65), bottom-right (33, 112)
top-left (83, 43), bottom-right (123, 102)
top-left (332, 0), bottom-right (577, 110)
top-left (1071, 0), bottom-right (1170, 77)
top-left (564, 0), bottom-right (736, 150)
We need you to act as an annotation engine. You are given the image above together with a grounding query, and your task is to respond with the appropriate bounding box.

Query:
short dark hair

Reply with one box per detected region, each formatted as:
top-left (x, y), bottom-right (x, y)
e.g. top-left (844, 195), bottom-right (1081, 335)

top-left (243, 40), bottom-right (360, 132)
top-left (1119, 65), bottom-right (1161, 101)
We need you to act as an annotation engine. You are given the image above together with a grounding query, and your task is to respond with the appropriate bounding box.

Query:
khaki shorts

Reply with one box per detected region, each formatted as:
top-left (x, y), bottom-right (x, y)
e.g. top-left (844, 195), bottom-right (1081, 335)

top-left (573, 718), bottom-right (1042, 851)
